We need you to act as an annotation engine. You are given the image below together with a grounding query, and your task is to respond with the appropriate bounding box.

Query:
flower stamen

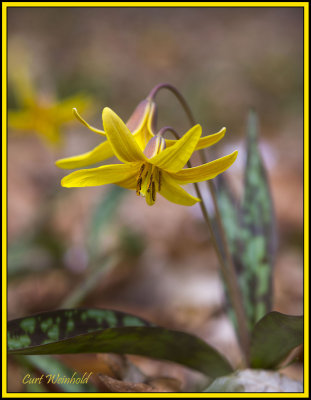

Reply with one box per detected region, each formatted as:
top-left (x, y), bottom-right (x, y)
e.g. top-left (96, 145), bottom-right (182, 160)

top-left (147, 173), bottom-right (153, 192)
top-left (151, 181), bottom-right (156, 202)
top-left (158, 170), bottom-right (162, 192)
top-left (137, 164), bottom-right (145, 179)
top-left (136, 177), bottom-right (142, 196)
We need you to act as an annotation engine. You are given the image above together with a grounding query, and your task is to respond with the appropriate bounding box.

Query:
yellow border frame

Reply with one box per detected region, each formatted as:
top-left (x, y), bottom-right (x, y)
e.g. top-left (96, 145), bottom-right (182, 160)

top-left (2, 2), bottom-right (309, 398)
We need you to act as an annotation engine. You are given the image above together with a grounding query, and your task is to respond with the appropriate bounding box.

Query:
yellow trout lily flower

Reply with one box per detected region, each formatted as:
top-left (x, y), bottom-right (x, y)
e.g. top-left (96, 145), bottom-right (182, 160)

top-left (60, 108), bottom-right (238, 206)
top-left (55, 98), bottom-right (227, 169)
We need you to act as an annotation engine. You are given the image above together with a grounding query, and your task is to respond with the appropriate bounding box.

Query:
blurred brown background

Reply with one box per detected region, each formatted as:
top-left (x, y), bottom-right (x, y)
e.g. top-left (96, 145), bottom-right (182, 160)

top-left (7, 6), bottom-right (304, 392)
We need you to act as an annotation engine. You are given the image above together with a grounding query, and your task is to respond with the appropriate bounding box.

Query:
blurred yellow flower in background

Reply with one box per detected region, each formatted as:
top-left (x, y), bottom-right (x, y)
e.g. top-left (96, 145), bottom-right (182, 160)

top-left (59, 107), bottom-right (238, 206)
top-left (8, 94), bottom-right (91, 147)
top-left (8, 45), bottom-right (91, 147)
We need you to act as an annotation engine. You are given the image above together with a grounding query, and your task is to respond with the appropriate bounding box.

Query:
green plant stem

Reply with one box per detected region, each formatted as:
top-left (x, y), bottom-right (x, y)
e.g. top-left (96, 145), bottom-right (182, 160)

top-left (150, 84), bottom-right (250, 365)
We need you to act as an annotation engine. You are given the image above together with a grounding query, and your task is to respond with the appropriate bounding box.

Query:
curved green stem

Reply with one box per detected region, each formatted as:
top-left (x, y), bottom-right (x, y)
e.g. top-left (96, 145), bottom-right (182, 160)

top-left (155, 86), bottom-right (250, 365)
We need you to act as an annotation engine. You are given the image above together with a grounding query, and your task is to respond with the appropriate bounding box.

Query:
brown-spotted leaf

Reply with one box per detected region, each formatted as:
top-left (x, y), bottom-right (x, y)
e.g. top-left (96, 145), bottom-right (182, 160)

top-left (241, 111), bottom-right (277, 325)
top-left (215, 111), bottom-right (277, 331)
top-left (8, 308), bottom-right (232, 379)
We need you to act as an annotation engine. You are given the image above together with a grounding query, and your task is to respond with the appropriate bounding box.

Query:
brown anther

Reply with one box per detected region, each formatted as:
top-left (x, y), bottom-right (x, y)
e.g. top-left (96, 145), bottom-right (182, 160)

top-left (147, 174), bottom-right (153, 192)
top-left (152, 182), bottom-right (156, 202)
top-left (137, 164), bottom-right (145, 179)
top-left (158, 170), bottom-right (162, 192)
top-left (143, 169), bottom-right (149, 180)
top-left (136, 177), bottom-right (142, 196)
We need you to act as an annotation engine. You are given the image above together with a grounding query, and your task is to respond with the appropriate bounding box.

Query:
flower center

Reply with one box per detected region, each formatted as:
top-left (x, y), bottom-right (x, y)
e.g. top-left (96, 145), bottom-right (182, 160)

top-left (136, 163), bottom-right (162, 205)
top-left (135, 135), bottom-right (165, 205)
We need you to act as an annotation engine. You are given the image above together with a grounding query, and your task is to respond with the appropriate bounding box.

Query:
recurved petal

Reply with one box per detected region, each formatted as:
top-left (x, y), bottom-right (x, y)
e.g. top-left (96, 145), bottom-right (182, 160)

top-left (132, 101), bottom-right (157, 150)
top-left (150, 124), bottom-right (202, 172)
top-left (195, 127), bottom-right (226, 150)
top-left (61, 162), bottom-right (140, 188)
top-left (102, 107), bottom-right (147, 163)
top-left (159, 172), bottom-right (200, 206)
top-left (55, 141), bottom-right (115, 170)
top-left (165, 127), bottom-right (226, 150)
top-left (167, 151), bottom-right (238, 184)
top-left (73, 108), bottom-right (106, 136)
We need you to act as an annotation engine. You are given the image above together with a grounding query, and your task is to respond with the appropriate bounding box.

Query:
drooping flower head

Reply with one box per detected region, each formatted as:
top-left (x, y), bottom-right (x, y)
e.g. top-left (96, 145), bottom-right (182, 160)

top-left (56, 97), bottom-right (228, 169)
top-left (58, 107), bottom-right (237, 206)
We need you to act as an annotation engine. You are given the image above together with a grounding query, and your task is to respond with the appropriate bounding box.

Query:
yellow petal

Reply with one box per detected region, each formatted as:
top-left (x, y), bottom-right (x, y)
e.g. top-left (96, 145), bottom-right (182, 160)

top-left (165, 127), bottom-right (226, 151)
top-left (195, 127), bottom-right (226, 150)
top-left (102, 107), bottom-right (147, 163)
top-left (61, 162), bottom-right (140, 187)
top-left (55, 141), bottom-right (115, 170)
top-left (116, 174), bottom-right (138, 190)
top-left (168, 151), bottom-right (238, 184)
top-left (73, 108), bottom-right (106, 136)
top-left (132, 101), bottom-right (157, 150)
top-left (150, 124), bottom-right (202, 172)
top-left (159, 172), bottom-right (200, 206)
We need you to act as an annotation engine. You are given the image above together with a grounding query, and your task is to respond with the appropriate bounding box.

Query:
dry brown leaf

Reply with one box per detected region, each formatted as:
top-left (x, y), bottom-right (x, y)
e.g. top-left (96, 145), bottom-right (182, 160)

top-left (98, 374), bottom-right (157, 393)
top-left (98, 374), bottom-right (181, 393)
top-left (96, 354), bottom-right (127, 379)
top-left (145, 377), bottom-right (181, 392)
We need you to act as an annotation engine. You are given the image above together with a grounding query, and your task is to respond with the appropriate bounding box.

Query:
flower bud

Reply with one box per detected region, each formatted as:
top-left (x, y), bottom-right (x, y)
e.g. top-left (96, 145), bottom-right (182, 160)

top-left (126, 99), bottom-right (157, 134)
top-left (143, 135), bottom-right (166, 159)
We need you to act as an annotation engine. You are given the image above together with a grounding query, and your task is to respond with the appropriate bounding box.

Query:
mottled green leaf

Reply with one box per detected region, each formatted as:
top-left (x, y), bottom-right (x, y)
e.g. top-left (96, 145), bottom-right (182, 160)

top-left (215, 172), bottom-right (241, 254)
top-left (8, 308), bottom-right (150, 348)
top-left (214, 174), bottom-right (243, 329)
top-left (215, 110), bottom-right (277, 330)
top-left (250, 312), bottom-right (303, 369)
top-left (17, 355), bottom-right (97, 392)
top-left (8, 308), bottom-right (232, 378)
top-left (241, 111), bottom-right (277, 325)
